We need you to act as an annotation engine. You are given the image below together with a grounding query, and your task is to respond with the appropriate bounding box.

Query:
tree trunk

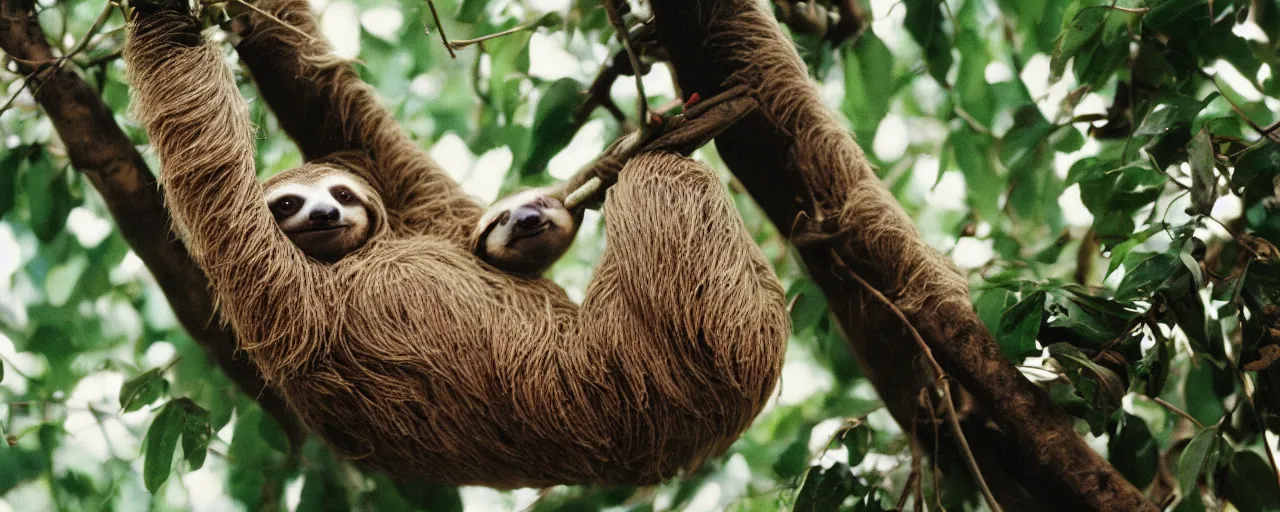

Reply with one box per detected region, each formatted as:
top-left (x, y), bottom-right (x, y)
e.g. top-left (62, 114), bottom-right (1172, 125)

top-left (647, 0), bottom-right (1154, 510)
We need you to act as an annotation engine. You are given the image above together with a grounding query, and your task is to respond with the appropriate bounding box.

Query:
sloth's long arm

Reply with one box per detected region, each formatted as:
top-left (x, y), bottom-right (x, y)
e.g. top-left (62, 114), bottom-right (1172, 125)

top-left (125, 4), bottom-right (312, 337)
top-left (232, 0), bottom-right (482, 243)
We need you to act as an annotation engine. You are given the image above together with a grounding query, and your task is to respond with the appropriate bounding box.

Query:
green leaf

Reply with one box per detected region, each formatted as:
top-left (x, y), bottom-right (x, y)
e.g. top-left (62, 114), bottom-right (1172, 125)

top-left (997, 290), bottom-right (1046, 358)
top-left (23, 151), bottom-right (74, 242)
top-left (842, 29), bottom-right (896, 144)
top-left (1178, 427), bottom-right (1219, 501)
top-left (788, 279), bottom-right (829, 334)
top-left (1185, 362), bottom-right (1225, 426)
top-left (389, 478), bottom-right (463, 512)
top-left (772, 432), bottom-right (811, 479)
top-left (119, 368), bottom-right (169, 413)
top-left (1224, 451), bottom-right (1280, 512)
top-left (257, 411), bottom-right (291, 454)
top-left (177, 399), bottom-right (212, 471)
top-left (1135, 93), bottom-right (1218, 136)
top-left (520, 77), bottom-right (585, 177)
top-left (1108, 412), bottom-right (1159, 488)
top-left (0, 146), bottom-right (28, 218)
top-left (1116, 251), bottom-right (1182, 300)
top-left (1070, 10), bottom-right (1131, 88)
top-left (975, 288), bottom-right (1017, 339)
top-left (1187, 128), bottom-right (1217, 216)
top-left (1145, 0), bottom-right (1212, 33)
top-left (903, 0), bottom-right (953, 85)
top-left (951, 125), bottom-right (1001, 221)
top-left (794, 463), bottom-right (858, 512)
top-left (1230, 141), bottom-right (1280, 205)
top-left (1105, 223), bottom-right (1166, 278)
top-left (1051, 6), bottom-right (1108, 81)
top-left (456, 0), bottom-right (489, 23)
top-left (143, 401), bottom-right (185, 493)
top-left (840, 423), bottom-right (872, 467)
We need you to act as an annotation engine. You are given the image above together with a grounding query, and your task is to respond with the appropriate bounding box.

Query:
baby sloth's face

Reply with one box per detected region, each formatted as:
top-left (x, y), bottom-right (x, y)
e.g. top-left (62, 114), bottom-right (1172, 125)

top-left (473, 189), bottom-right (580, 276)
top-left (265, 174), bottom-right (373, 263)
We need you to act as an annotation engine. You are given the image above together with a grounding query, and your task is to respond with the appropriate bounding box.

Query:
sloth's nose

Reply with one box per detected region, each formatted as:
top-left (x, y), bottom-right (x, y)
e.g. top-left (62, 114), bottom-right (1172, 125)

top-left (310, 205), bottom-right (340, 222)
top-left (513, 207), bottom-right (544, 230)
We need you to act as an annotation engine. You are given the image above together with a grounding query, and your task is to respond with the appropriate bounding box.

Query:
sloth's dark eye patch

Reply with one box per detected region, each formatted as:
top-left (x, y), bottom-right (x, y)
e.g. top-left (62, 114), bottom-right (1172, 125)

top-left (270, 195), bottom-right (303, 219)
top-left (331, 186), bottom-right (357, 205)
top-left (495, 210), bottom-right (512, 226)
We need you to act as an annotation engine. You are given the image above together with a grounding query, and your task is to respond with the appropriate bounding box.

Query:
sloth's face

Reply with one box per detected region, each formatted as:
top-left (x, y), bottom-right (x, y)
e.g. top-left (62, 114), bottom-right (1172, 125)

top-left (265, 174), bottom-right (374, 263)
top-left (474, 189), bottom-right (580, 276)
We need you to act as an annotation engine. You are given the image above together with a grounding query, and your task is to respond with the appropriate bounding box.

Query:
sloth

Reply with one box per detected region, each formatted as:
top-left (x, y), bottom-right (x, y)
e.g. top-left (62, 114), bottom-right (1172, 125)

top-left (470, 188), bottom-right (583, 276)
top-left (125, 0), bottom-right (788, 487)
top-left (263, 166), bottom-right (376, 262)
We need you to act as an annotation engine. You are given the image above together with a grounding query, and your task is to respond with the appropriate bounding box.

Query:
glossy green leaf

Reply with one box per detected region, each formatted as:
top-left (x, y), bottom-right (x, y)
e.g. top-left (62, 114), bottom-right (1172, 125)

top-left (903, 0), bottom-right (953, 85)
top-left (1051, 6), bottom-right (1108, 80)
top-left (1187, 128), bottom-right (1217, 215)
top-left (842, 29), bottom-right (895, 144)
top-left (840, 422), bottom-right (872, 467)
top-left (997, 290), bottom-right (1046, 358)
top-left (1178, 427), bottom-right (1219, 500)
top-left (1108, 412), bottom-right (1159, 488)
top-left (794, 463), bottom-right (858, 512)
top-left (177, 399), bottom-right (211, 471)
top-left (788, 279), bottom-right (829, 334)
top-left (23, 151), bottom-right (74, 242)
top-left (521, 77), bottom-right (586, 178)
top-left (1225, 451), bottom-right (1280, 512)
top-left (143, 401), bottom-right (185, 493)
top-left (119, 368), bottom-right (169, 413)
top-left (0, 146), bottom-right (27, 218)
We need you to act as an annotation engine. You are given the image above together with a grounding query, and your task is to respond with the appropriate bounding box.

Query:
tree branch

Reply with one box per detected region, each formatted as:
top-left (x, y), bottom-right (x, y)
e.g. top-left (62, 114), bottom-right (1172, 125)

top-left (0, 0), bottom-right (303, 448)
top-left (648, 0), bottom-right (1155, 509)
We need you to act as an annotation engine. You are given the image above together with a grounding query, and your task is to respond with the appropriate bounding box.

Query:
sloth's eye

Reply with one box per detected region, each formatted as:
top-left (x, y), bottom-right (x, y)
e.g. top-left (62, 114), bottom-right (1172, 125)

top-left (271, 195), bottom-right (303, 218)
top-left (331, 186), bottom-right (356, 205)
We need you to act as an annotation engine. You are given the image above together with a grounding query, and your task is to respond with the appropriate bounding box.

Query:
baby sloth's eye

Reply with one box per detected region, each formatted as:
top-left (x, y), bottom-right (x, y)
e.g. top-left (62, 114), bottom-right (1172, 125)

top-left (331, 186), bottom-right (356, 205)
top-left (271, 195), bottom-right (303, 218)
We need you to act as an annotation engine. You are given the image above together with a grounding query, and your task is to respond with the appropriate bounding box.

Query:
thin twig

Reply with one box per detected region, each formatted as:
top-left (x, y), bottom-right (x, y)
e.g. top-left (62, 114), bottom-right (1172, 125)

top-left (424, 0), bottom-right (456, 59)
top-left (446, 21), bottom-right (538, 50)
top-left (229, 0), bottom-right (318, 44)
top-left (1153, 397), bottom-right (1206, 429)
top-left (1208, 74), bottom-right (1280, 143)
top-left (829, 247), bottom-right (1003, 512)
top-left (603, 0), bottom-right (649, 136)
top-left (0, 0), bottom-right (112, 114)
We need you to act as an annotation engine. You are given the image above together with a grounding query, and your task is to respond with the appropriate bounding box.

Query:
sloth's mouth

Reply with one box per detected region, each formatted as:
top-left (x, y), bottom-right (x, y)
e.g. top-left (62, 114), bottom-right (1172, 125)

top-left (291, 224), bottom-right (351, 234)
top-left (508, 221), bottom-right (551, 243)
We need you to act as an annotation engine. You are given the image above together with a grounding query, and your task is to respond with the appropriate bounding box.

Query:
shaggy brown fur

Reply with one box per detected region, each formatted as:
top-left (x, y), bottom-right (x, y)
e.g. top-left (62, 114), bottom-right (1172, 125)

top-left (123, 4), bottom-right (787, 487)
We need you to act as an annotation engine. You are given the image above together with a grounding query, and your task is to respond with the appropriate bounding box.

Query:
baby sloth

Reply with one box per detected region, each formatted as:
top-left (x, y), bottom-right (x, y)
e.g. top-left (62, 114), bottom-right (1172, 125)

top-left (264, 166), bottom-right (375, 263)
top-left (471, 188), bottom-right (582, 276)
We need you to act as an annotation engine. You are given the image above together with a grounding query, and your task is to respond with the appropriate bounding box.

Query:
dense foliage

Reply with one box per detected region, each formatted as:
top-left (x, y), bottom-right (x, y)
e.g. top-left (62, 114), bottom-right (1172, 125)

top-left (1, 0), bottom-right (1279, 510)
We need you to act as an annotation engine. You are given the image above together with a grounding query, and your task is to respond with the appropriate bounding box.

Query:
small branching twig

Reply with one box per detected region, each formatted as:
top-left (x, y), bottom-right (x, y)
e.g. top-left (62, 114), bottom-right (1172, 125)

top-left (603, 0), bottom-right (650, 136)
top-left (225, 0), bottom-right (317, 43)
top-left (1153, 397), bottom-right (1205, 429)
top-left (424, 0), bottom-right (455, 58)
top-left (445, 21), bottom-right (539, 51)
top-left (0, 0), bottom-right (113, 114)
top-left (562, 86), bottom-right (756, 210)
top-left (792, 212), bottom-right (1003, 512)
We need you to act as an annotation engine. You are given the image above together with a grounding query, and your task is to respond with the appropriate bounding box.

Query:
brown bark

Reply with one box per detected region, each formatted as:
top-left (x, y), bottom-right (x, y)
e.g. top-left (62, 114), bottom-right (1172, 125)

top-left (647, 0), bottom-right (1155, 510)
top-left (0, 0), bottom-right (302, 447)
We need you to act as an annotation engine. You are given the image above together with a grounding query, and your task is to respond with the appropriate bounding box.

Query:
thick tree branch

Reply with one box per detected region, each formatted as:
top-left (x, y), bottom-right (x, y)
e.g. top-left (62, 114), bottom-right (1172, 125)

top-left (0, 0), bottom-right (302, 447)
top-left (648, 0), bottom-right (1154, 510)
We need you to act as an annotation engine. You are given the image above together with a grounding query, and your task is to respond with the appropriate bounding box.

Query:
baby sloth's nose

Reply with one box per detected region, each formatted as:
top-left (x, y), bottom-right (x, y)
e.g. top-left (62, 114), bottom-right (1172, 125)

top-left (513, 207), bottom-right (544, 230)
top-left (311, 205), bottom-right (340, 222)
